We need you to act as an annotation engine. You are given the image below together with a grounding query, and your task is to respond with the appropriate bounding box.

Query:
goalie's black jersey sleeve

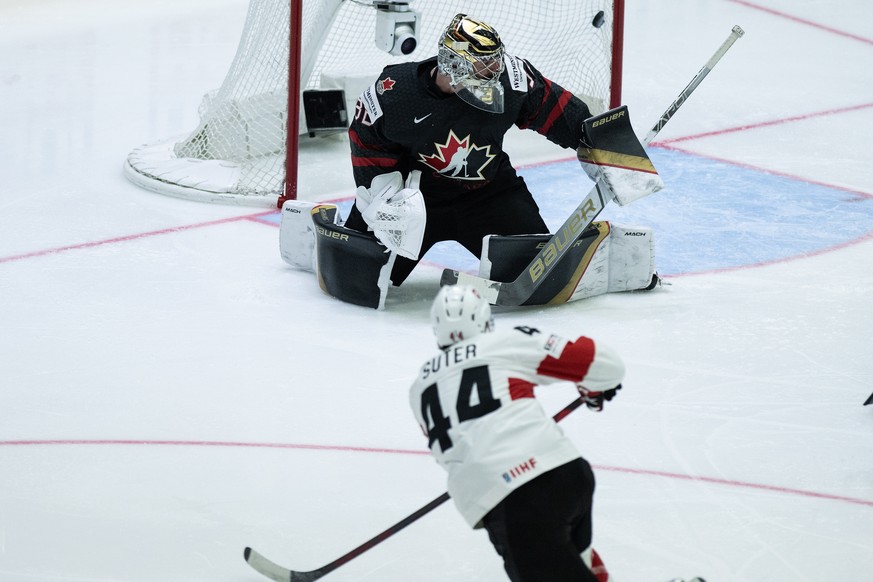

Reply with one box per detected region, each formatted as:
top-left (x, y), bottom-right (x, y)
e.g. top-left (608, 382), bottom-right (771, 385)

top-left (409, 325), bottom-right (624, 528)
top-left (349, 55), bottom-right (592, 201)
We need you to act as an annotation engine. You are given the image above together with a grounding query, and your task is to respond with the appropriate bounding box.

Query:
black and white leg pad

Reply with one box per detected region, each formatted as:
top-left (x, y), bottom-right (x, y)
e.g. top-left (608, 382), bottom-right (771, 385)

top-left (311, 208), bottom-right (396, 310)
top-left (279, 199), bottom-right (323, 271)
top-left (479, 222), bottom-right (656, 305)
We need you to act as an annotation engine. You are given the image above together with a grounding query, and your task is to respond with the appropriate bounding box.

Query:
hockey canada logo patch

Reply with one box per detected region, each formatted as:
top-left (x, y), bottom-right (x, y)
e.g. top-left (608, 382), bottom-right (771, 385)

top-left (376, 77), bottom-right (396, 94)
top-left (419, 130), bottom-right (496, 181)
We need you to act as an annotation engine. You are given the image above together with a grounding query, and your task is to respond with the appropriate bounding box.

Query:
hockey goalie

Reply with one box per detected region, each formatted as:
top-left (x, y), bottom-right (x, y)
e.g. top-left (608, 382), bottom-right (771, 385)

top-left (279, 13), bottom-right (663, 309)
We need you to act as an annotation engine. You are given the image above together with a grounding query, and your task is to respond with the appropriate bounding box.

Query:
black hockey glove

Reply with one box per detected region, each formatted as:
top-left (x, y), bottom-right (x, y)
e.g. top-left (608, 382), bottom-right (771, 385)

top-left (577, 384), bottom-right (621, 412)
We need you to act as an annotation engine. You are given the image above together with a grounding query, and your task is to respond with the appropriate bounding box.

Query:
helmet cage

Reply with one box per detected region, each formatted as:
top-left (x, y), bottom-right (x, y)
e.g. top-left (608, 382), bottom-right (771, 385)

top-left (437, 14), bottom-right (506, 113)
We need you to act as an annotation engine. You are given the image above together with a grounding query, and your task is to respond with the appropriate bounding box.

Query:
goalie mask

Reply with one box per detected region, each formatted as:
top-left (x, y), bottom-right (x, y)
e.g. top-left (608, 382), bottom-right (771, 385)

top-left (430, 284), bottom-right (494, 348)
top-left (437, 13), bottom-right (505, 113)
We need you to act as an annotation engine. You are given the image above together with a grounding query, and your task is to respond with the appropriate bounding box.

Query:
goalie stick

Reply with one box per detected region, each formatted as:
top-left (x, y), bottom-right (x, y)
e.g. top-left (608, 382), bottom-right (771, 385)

top-left (441, 25), bottom-right (745, 306)
top-left (244, 395), bottom-right (587, 582)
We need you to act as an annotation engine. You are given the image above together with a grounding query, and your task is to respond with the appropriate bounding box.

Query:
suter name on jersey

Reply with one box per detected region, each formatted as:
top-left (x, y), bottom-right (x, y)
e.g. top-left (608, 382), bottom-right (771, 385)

top-left (420, 343), bottom-right (478, 380)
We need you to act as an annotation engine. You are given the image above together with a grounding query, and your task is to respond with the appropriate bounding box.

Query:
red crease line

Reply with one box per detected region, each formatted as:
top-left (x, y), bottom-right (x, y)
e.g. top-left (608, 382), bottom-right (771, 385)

top-left (0, 211), bottom-right (275, 264)
top-left (657, 102), bottom-right (873, 145)
top-left (726, 0), bottom-right (873, 46)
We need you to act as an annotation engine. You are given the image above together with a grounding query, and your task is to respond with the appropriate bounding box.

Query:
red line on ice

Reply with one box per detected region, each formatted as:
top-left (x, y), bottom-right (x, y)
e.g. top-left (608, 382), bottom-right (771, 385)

top-left (3, 437), bottom-right (872, 509)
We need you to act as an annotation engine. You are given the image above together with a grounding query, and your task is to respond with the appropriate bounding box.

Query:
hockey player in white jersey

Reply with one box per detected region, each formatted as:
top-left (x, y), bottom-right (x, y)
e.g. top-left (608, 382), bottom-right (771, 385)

top-left (409, 284), bottom-right (624, 581)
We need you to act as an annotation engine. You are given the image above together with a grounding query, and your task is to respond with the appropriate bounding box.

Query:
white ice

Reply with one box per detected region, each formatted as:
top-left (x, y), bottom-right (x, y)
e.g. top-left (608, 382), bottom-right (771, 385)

top-left (1, 1), bottom-right (872, 581)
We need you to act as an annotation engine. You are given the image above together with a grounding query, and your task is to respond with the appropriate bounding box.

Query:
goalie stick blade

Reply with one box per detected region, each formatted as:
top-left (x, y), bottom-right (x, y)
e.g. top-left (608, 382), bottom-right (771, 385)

top-left (864, 392), bottom-right (873, 406)
top-left (440, 183), bottom-right (609, 306)
top-left (441, 270), bottom-right (503, 305)
top-left (244, 547), bottom-right (322, 582)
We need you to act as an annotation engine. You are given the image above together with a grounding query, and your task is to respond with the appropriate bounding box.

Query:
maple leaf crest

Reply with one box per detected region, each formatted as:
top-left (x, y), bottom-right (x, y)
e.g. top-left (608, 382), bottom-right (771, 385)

top-left (419, 130), bottom-right (496, 181)
top-left (377, 78), bottom-right (396, 94)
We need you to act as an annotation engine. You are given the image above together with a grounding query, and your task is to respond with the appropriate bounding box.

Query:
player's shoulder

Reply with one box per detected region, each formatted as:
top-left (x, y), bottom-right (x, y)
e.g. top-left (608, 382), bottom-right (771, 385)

top-left (481, 325), bottom-right (568, 355)
top-left (504, 54), bottom-right (548, 91)
top-left (372, 61), bottom-right (422, 98)
top-left (358, 61), bottom-right (425, 121)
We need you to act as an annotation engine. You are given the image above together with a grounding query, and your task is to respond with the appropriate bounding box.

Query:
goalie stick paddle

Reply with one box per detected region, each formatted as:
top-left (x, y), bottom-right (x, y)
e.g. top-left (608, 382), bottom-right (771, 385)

top-left (865, 391), bottom-right (873, 406)
top-left (243, 395), bottom-right (587, 582)
top-left (442, 25), bottom-right (746, 306)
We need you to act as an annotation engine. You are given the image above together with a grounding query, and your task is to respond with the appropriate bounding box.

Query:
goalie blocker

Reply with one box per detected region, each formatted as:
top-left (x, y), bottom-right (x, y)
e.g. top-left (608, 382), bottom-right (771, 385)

top-left (280, 200), bottom-right (395, 310)
top-left (576, 105), bottom-right (664, 206)
top-left (313, 206), bottom-right (396, 310)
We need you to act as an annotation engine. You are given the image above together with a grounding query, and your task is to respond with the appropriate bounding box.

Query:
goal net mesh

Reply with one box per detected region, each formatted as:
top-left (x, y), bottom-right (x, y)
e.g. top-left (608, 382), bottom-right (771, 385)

top-left (125, 0), bottom-right (621, 205)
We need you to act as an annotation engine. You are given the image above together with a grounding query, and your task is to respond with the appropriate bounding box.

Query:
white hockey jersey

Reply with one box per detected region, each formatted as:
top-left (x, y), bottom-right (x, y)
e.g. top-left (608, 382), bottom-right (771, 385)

top-left (409, 325), bottom-right (624, 528)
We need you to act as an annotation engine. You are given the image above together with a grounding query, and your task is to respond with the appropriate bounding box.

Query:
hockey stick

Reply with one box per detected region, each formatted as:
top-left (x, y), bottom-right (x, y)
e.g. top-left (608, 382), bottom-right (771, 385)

top-left (441, 25), bottom-right (745, 306)
top-left (244, 395), bottom-right (587, 582)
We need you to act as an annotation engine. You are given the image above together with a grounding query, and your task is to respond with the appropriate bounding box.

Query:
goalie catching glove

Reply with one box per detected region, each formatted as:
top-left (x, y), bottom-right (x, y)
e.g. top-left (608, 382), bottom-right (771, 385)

top-left (355, 170), bottom-right (426, 260)
top-left (577, 105), bottom-right (664, 206)
top-left (577, 384), bottom-right (622, 412)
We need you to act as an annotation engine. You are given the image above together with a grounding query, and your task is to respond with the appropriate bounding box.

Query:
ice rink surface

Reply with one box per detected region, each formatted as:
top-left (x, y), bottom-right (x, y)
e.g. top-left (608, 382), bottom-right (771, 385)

top-left (2, 1), bottom-right (872, 581)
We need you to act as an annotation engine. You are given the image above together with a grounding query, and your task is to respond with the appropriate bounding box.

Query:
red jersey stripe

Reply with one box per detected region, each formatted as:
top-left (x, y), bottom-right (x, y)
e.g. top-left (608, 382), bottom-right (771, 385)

top-left (536, 337), bottom-right (596, 383)
top-left (508, 377), bottom-right (535, 400)
top-left (351, 156), bottom-right (400, 168)
top-left (518, 76), bottom-right (553, 130)
top-left (540, 90), bottom-right (573, 135)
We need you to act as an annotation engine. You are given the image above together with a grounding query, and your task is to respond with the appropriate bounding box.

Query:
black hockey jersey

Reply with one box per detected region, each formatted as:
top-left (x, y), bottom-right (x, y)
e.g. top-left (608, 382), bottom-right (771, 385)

top-left (349, 55), bottom-right (593, 203)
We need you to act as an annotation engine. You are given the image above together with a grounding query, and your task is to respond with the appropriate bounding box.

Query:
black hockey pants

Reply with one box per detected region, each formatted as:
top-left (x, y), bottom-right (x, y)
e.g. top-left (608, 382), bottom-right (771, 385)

top-left (482, 457), bottom-right (599, 582)
top-left (345, 174), bottom-right (548, 286)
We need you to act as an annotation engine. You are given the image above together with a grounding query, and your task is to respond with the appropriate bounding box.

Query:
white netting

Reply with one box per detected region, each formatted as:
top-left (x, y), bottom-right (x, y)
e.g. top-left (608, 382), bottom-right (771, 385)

top-left (125, 0), bottom-right (621, 206)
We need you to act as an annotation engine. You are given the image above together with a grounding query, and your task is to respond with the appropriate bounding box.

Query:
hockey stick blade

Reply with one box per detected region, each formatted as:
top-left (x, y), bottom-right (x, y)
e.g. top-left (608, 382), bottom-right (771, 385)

top-left (864, 392), bottom-right (873, 406)
top-left (245, 547), bottom-right (303, 582)
top-left (441, 25), bottom-right (745, 306)
top-left (244, 491), bottom-right (450, 582)
top-left (244, 396), bottom-right (586, 582)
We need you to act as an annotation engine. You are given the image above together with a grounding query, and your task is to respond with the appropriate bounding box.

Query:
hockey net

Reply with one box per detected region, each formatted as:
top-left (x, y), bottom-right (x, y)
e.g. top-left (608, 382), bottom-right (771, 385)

top-left (124, 0), bottom-right (624, 206)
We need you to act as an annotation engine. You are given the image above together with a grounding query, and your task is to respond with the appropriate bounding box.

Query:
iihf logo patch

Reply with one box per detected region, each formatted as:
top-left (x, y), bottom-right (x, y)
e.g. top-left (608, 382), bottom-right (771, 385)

top-left (501, 456), bottom-right (538, 483)
top-left (376, 78), bottom-right (396, 94)
top-left (545, 334), bottom-right (560, 354)
top-left (419, 130), bottom-right (496, 181)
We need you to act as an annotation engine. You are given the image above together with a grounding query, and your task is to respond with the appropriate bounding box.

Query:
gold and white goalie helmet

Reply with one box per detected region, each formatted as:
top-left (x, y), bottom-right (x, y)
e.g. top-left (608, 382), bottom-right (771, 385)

top-left (437, 13), bottom-right (506, 113)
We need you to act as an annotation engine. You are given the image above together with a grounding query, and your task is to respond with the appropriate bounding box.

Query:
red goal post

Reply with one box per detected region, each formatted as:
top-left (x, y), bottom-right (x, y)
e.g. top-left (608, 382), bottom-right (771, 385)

top-left (124, 0), bottom-right (624, 207)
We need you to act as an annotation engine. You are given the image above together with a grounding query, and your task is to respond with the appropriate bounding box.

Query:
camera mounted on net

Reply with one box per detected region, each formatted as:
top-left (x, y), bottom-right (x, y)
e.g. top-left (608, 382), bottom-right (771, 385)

top-left (374, 1), bottom-right (420, 56)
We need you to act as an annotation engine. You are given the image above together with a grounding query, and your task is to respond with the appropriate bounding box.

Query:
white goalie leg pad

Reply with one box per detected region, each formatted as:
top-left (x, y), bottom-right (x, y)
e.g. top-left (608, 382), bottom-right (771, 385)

top-left (563, 223), bottom-right (655, 302)
top-left (606, 224), bottom-right (655, 292)
top-left (359, 170), bottom-right (426, 260)
top-left (565, 232), bottom-right (611, 301)
top-left (279, 200), bottom-right (337, 272)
